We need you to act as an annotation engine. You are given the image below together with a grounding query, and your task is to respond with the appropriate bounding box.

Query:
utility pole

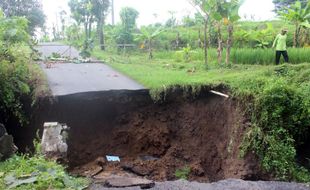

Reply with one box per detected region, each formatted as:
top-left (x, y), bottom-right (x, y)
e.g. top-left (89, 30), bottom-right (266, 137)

top-left (111, 0), bottom-right (115, 25)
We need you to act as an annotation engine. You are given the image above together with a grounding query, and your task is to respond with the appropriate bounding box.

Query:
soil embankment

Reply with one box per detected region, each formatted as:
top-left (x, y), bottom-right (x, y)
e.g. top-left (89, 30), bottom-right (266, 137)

top-left (12, 87), bottom-right (266, 182)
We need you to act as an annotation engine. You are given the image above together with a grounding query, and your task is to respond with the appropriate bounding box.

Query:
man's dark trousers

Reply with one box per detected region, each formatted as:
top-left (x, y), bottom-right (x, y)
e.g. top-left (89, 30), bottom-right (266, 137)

top-left (276, 51), bottom-right (289, 65)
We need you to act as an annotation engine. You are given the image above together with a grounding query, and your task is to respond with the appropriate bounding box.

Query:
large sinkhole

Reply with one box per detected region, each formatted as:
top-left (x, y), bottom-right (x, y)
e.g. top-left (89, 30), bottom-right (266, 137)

top-left (5, 87), bottom-right (267, 182)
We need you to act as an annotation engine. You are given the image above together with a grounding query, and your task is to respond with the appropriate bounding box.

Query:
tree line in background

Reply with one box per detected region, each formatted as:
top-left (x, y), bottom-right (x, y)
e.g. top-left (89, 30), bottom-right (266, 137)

top-left (0, 0), bottom-right (45, 35)
top-left (58, 0), bottom-right (310, 64)
top-left (1, 0), bottom-right (307, 65)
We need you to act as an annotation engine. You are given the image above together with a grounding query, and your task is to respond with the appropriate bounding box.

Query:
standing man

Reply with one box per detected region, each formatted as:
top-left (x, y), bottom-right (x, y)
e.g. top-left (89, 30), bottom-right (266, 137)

top-left (272, 29), bottom-right (289, 65)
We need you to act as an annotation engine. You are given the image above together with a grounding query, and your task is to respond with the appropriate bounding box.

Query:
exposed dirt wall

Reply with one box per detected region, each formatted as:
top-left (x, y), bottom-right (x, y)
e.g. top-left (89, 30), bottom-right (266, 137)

top-left (6, 88), bottom-right (266, 182)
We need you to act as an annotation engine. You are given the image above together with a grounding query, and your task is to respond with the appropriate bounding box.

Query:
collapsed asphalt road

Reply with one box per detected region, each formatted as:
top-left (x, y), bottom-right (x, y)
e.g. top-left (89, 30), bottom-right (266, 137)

top-left (40, 63), bottom-right (145, 96)
top-left (36, 43), bottom-right (144, 96)
top-left (33, 44), bottom-right (310, 190)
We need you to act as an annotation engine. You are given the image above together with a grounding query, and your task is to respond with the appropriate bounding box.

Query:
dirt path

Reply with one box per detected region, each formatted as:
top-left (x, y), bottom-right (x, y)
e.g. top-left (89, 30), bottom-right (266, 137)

top-left (36, 43), bottom-right (144, 96)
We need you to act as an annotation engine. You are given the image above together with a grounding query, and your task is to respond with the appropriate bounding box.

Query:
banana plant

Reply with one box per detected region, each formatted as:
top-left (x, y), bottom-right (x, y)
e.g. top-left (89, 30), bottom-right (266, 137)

top-left (211, 7), bottom-right (224, 64)
top-left (222, 0), bottom-right (245, 64)
top-left (252, 23), bottom-right (275, 49)
top-left (188, 0), bottom-right (217, 66)
top-left (135, 27), bottom-right (165, 59)
top-left (280, 1), bottom-right (310, 47)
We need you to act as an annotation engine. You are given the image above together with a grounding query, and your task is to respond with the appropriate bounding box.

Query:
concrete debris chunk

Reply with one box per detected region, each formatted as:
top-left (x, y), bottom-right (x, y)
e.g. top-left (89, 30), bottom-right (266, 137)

top-left (41, 122), bottom-right (69, 160)
top-left (105, 176), bottom-right (155, 189)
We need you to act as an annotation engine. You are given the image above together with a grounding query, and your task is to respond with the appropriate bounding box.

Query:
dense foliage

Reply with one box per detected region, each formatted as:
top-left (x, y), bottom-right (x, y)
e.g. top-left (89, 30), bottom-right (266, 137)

top-left (0, 0), bottom-right (45, 35)
top-left (0, 13), bottom-right (33, 125)
top-left (273, 0), bottom-right (308, 12)
top-left (0, 9), bottom-right (87, 190)
top-left (240, 64), bottom-right (310, 181)
top-left (116, 7), bottom-right (139, 45)
top-left (62, 0), bottom-right (310, 64)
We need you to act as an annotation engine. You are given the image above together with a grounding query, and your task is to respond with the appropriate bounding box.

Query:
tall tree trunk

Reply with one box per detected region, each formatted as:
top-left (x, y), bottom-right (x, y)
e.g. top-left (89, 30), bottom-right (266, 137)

top-left (226, 24), bottom-right (233, 65)
top-left (176, 32), bottom-right (180, 49)
top-left (305, 28), bottom-right (310, 46)
top-left (217, 23), bottom-right (223, 65)
top-left (98, 17), bottom-right (105, 51)
top-left (208, 23), bottom-right (212, 47)
top-left (88, 18), bottom-right (93, 39)
top-left (84, 22), bottom-right (88, 39)
top-left (296, 25), bottom-right (301, 47)
top-left (111, 0), bottom-right (115, 25)
top-left (204, 18), bottom-right (208, 66)
top-left (294, 23), bottom-right (298, 48)
top-left (149, 39), bottom-right (153, 59)
top-left (198, 29), bottom-right (202, 48)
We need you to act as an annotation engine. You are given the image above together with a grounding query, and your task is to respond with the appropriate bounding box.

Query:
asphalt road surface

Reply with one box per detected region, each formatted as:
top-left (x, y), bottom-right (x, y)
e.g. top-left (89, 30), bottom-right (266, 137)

top-left (36, 43), bottom-right (144, 96)
top-left (36, 42), bottom-right (80, 59)
top-left (89, 179), bottom-right (310, 190)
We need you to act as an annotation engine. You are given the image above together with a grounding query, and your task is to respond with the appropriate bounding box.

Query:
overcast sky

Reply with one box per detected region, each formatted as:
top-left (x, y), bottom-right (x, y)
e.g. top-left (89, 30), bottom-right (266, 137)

top-left (42, 0), bottom-right (276, 31)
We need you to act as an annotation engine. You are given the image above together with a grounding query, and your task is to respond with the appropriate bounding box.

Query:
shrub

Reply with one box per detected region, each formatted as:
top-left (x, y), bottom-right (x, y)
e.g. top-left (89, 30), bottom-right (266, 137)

top-left (0, 155), bottom-right (89, 189)
top-left (241, 65), bottom-right (310, 182)
top-left (175, 166), bottom-right (191, 180)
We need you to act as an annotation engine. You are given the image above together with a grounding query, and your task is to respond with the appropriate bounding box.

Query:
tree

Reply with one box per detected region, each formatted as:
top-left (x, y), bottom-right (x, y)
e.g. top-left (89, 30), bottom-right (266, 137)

top-left (165, 11), bottom-right (177, 27)
top-left (59, 10), bottom-right (67, 39)
top-left (182, 15), bottom-right (196, 27)
top-left (120, 7), bottom-right (139, 32)
top-left (0, 11), bottom-right (29, 45)
top-left (0, 0), bottom-right (45, 35)
top-left (135, 27), bottom-right (164, 59)
top-left (188, 0), bottom-right (217, 66)
top-left (91, 0), bottom-right (110, 50)
top-left (111, 0), bottom-right (115, 25)
top-left (68, 0), bottom-right (94, 40)
top-left (273, 0), bottom-right (308, 12)
top-left (222, 0), bottom-right (244, 64)
top-left (210, 1), bottom-right (226, 64)
top-left (280, 1), bottom-right (310, 47)
top-left (116, 7), bottom-right (139, 45)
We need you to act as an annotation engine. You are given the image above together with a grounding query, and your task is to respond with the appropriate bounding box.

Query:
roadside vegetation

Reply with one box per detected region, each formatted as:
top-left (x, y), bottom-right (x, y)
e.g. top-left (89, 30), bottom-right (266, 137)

top-left (0, 154), bottom-right (88, 190)
top-left (0, 2), bottom-right (87, 189)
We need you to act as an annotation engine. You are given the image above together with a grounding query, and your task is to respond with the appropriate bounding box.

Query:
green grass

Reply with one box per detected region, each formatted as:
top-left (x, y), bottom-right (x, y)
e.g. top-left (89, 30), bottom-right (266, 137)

top-left (93, 48), bottom-right (310, 182)
top-left (93, 48), bottom-right (283, 90)
top-left (175, 166), bottom-right (191, 180)
top-left (0, 155), bottom-right (89, 190)
top-left (96, 47), bottom-right (310, 68)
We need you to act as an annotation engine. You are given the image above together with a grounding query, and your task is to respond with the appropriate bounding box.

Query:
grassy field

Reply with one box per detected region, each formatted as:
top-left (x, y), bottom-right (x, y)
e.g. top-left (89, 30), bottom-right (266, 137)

top-left (93, 48), bottom-right (310, 182)
top-left (92, 48), bottom-right (309, 92)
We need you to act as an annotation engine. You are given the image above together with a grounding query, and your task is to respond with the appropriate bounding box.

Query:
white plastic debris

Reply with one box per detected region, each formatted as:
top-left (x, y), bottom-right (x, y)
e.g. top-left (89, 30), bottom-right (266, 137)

top-left (106, 155), bottom-right (121, 162)
top-left (210, 90), bottom-right (229, 98)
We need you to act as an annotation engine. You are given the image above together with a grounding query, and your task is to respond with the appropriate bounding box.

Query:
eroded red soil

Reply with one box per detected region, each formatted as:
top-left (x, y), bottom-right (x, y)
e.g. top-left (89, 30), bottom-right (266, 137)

top-left (68, 91), bottom-right (265, 182)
